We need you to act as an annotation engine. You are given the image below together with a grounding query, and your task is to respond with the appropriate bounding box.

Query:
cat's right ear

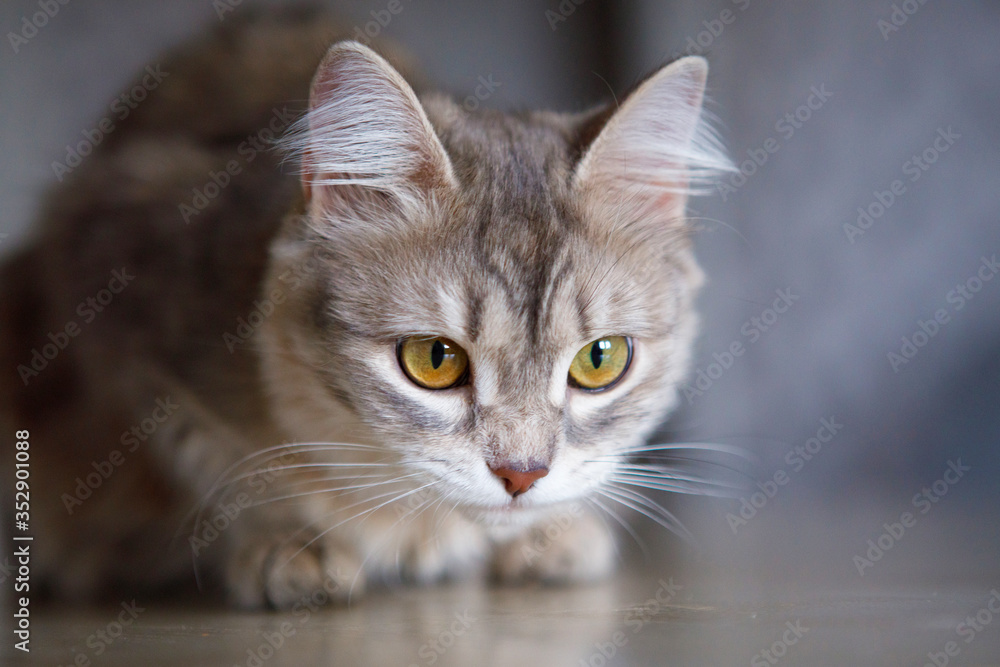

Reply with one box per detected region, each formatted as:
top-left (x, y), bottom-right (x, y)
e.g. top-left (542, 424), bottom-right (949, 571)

top-left (571, 56), bottom-right (731, 229)
top-left (292, 41), bottom-right (457, 221)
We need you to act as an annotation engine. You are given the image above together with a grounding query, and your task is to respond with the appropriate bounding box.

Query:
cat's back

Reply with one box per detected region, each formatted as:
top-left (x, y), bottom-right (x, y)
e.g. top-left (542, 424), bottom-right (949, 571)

top-left (1, 9), bottom-right (358, 424)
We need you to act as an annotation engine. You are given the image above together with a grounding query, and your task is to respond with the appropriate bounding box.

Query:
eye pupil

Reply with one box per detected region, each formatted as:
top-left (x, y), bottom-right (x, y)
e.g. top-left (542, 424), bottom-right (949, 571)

top-left (568, 336), bottom-right (632, 391)
top-left (399, 336), bottom-right (469, 390)
top-left (590, 342), bottom-right (603, 369)
top-left (431, 339), bottom-right (445, 369)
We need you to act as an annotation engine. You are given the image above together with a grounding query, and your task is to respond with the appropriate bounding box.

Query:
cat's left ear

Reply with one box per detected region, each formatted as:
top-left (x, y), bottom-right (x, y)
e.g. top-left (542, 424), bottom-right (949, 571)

top-left (572, 56), bottom-right (730, 225)
top-left (293, 41), bottom-right (457, 219)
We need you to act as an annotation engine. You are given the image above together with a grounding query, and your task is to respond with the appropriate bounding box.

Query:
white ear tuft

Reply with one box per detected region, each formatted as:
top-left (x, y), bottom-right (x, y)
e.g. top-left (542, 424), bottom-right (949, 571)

top-left (284, 41), bottom-right (456, 211)
top-left (573, 56), bottom-right (732, 220)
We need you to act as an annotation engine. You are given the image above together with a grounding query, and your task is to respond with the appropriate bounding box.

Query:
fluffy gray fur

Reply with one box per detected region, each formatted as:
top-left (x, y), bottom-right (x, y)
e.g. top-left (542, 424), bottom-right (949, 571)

top-left (0, 10), bottom-right (732, 608)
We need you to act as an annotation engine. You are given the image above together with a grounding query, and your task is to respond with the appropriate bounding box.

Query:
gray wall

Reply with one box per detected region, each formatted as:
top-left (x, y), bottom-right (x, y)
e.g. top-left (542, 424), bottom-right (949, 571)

top-left (2, 0), bottom-right (998, 588)
top-left (643, 0), bottom-right (1000, 588)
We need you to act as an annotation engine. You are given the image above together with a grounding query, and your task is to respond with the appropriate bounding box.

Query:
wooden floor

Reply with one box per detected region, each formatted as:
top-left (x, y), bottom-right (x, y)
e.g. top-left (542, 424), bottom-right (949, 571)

top-left (10, 573), bottom-right (1000, 666)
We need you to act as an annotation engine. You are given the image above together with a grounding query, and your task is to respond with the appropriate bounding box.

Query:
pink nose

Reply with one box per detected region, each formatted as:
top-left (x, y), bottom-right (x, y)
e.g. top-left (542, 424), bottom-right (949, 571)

top-left (490, 465), bottom-right (549, 498)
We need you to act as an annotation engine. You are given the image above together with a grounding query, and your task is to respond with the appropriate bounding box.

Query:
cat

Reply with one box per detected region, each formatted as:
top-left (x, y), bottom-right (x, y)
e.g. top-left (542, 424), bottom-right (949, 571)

top-left (0, 8), bottom-right (733, 608)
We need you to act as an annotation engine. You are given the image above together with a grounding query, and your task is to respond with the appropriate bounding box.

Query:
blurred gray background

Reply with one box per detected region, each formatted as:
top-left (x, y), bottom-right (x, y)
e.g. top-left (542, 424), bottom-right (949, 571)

top-left (2, 0), bottom-right (998, 595)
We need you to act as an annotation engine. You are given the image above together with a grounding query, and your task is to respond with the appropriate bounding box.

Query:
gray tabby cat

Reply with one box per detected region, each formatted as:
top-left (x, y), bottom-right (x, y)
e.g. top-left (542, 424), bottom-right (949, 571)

top-left (0, 10), bottom-right (731, 608)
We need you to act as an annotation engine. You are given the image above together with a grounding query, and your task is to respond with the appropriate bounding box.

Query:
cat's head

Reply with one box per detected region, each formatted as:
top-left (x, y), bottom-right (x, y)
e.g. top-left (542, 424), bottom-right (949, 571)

top-left (261, 42), bottom-right (729, 528)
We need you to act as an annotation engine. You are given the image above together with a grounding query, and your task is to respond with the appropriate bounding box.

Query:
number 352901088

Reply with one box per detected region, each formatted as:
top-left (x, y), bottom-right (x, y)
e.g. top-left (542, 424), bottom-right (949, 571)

top-left (15, 430), bottom-right (30, 528)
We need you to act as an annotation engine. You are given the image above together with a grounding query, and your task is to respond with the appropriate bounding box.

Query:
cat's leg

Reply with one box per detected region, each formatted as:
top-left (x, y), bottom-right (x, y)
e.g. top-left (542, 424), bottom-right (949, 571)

top-left (490, 506), bottom-right (616, 584)
top-left (166, 425), bottom-right (367, 609)
top-left (226, 490), bottom-right (491, 605)
top-left (225, 490), bottom-right (491, 606)
top-left (221, 519), bottom-right (364, 609)
top-left (391, 508), bottom-right (488, 585)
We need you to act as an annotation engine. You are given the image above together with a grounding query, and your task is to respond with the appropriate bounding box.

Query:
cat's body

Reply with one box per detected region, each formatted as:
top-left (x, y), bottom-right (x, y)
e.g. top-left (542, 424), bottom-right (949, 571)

top-left (0, 10), bottom-right (729, 607)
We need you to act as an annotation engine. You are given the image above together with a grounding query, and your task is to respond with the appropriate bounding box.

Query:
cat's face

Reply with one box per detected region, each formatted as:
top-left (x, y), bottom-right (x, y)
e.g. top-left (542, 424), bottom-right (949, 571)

top-left (261, 43), bottom-right (725, 528)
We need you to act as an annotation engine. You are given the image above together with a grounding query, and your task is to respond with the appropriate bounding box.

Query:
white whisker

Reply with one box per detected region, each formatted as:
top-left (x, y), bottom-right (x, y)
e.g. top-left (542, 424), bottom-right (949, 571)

top-left (612, 465), bottom-right (747, 489)
top-left (612, 441), bottom-right (754, 459)
top-left (598, 485), bottom-right (697, 546)
top-left (613, 463), bottom-right (741, 482)
top-left (264, 471), bottom-right (413, 494)
top-left (276, 480), bottom-right (443, 572)
top-left (584, 496), bottom-right (640, 562)
top-left (247, 472), bottom-right (425, 508)
top-left (181, 440), bottom-right (396, 540)
top-left (609, 473), bottom-right (742, 498)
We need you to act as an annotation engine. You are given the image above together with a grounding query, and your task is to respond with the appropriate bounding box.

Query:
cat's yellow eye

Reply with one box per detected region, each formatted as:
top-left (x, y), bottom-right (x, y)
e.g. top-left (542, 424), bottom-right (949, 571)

top-left (398, 336), bottom-right (469, 390)
top-left (568, 336), bottom-right (632, 391)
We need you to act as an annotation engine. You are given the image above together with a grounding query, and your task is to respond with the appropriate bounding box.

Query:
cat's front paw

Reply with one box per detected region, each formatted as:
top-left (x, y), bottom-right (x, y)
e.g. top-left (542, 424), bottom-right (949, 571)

top-left (389, 509), bottom-right (488, 584)
top-left (225, 534), bottom-right (363, 609)
top-left (491, 506), bottom-right (615, 584)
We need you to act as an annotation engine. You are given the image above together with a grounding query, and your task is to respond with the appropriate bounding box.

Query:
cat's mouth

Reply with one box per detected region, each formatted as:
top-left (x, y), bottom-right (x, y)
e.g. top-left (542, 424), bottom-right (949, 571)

top-left (463, 498), bottom-right (555, 527)
top-left (467, 500), bottom-right (527, 514)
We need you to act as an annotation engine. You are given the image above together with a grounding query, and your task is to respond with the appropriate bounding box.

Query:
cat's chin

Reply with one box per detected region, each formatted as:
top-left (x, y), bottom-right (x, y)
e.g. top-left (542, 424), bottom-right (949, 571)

top-left (462, 501), bottom-right (566, 534)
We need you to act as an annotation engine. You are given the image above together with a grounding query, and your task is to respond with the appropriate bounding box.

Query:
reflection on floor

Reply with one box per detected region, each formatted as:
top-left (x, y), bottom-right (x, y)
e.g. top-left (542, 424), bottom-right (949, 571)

top-left (10, 572), bottom-right (1000, 666)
